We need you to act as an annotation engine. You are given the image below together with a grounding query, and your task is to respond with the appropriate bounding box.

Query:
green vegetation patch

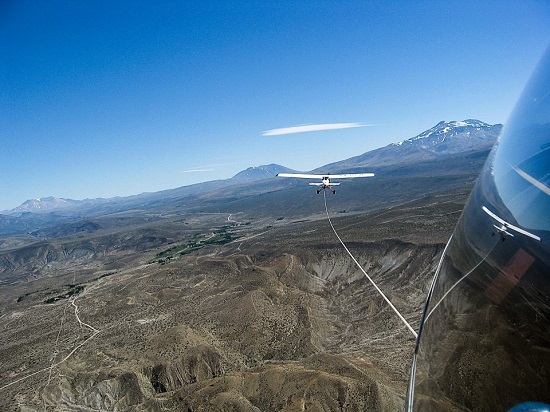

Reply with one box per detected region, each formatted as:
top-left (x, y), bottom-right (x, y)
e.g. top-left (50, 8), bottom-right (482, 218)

top-left (154, 225), bottom-right (240, 264)
top-left (43, 284), bottom-right (85, 304)
top-left (18, 272), bottom-right (115, 304)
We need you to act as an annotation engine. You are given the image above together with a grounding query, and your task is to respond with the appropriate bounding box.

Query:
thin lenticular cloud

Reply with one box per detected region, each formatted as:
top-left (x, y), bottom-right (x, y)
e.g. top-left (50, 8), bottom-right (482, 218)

top-left (180, 168), bottom-right (214, 173)
top-left (180, 160), bottom-right (245, 174)
top-left (262, 122), bottom-right (368, 136)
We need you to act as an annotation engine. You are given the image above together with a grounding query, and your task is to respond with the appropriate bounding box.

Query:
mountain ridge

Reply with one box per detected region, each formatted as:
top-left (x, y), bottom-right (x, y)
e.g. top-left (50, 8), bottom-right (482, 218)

top-left (14, 197), bottom-right (81, 212)
top-left (316, 119), bottom-right (501, 172)
top-left (229, 164), bottom-right (298, 182)
top-left (3, 119), bottom-right (500, 216)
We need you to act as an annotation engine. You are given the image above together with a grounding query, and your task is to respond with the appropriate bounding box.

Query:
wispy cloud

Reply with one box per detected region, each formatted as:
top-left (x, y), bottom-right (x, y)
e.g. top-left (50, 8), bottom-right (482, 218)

top-left (262, 122), bottom-right (369, 136)
top-left (180, 160), bottom-right (246, 174)
top-left (180, 168), bottom-right (214, 173)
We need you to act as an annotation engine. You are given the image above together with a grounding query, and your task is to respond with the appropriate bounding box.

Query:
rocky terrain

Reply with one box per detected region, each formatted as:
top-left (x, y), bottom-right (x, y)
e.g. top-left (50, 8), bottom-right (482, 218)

top-left (0, 120), bottom-right (495, 410)
top-left (0, 185), bottom-right (471, 411)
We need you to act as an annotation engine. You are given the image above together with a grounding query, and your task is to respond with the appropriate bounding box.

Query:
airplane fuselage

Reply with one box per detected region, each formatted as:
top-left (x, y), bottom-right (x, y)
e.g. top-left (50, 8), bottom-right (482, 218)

top-left (276, 172), bottom-right (374, 194)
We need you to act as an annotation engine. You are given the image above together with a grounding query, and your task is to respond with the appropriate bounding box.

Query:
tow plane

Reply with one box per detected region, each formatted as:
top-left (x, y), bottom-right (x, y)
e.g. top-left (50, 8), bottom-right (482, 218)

top-left (276, 172), bottom-right (374, 194)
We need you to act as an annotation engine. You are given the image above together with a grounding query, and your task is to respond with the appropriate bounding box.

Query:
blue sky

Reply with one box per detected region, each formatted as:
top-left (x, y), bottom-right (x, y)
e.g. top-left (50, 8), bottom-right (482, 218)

top-left (1, 1), bottom-right (549, 211)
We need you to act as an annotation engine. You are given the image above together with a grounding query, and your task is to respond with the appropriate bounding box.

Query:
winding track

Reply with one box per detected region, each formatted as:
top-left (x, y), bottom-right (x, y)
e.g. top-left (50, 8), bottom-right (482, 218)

top-left (0, 285), bottom-right (102, 392)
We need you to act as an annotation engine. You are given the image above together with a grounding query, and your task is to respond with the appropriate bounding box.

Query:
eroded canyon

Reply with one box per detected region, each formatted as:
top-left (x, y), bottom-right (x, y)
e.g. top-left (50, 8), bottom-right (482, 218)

top-left (0, 188), bottom-right (468, 411)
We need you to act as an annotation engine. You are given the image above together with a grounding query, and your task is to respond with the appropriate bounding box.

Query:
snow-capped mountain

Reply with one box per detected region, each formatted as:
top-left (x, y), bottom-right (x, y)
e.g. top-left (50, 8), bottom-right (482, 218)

top-left (13, 197), bottom-right (80, 213)
top-left (394, 119), bottom-right (499, 153)
top-left (318, 119), bottom-right (502, 172)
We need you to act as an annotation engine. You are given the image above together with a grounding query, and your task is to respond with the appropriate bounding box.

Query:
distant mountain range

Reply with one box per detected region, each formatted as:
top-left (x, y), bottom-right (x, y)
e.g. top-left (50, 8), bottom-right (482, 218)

top-left (6, 165), bottom-right (298, 215)
top-left (0, 119), bottom-right (501, 234)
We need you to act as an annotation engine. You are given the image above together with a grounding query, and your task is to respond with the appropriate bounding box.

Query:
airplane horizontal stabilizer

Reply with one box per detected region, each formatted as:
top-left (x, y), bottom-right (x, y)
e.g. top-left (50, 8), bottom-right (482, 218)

top-left (307, 182), bottom-right (341, 186)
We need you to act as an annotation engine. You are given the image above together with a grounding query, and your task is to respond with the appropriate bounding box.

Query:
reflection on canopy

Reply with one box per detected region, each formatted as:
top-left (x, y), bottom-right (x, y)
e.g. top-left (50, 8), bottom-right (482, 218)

top-left (407, 47), bottom-right (550, 411)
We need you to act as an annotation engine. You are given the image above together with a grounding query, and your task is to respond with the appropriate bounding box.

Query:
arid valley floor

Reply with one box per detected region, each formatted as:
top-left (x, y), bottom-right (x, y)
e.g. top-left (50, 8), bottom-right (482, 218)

top-left (0, 181), bottom-right (472, 411)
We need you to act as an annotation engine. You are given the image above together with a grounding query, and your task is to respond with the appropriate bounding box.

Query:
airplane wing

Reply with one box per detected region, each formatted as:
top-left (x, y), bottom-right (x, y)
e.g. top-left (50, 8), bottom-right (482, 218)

top-left (326, 173), bottom-right (375, 179)
top-left (482, 206), bottom-right (541, 241)
top-left (276, 173), bottom-right (374, 179)
top-left (277, 173), bottom-right (325, 179)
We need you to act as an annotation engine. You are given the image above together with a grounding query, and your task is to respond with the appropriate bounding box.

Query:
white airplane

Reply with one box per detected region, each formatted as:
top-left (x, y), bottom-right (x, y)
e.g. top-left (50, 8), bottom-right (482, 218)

top-left (482, 205), bottom-right (541, 241)
top-left (276, 172), bottom-right (374, 194)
